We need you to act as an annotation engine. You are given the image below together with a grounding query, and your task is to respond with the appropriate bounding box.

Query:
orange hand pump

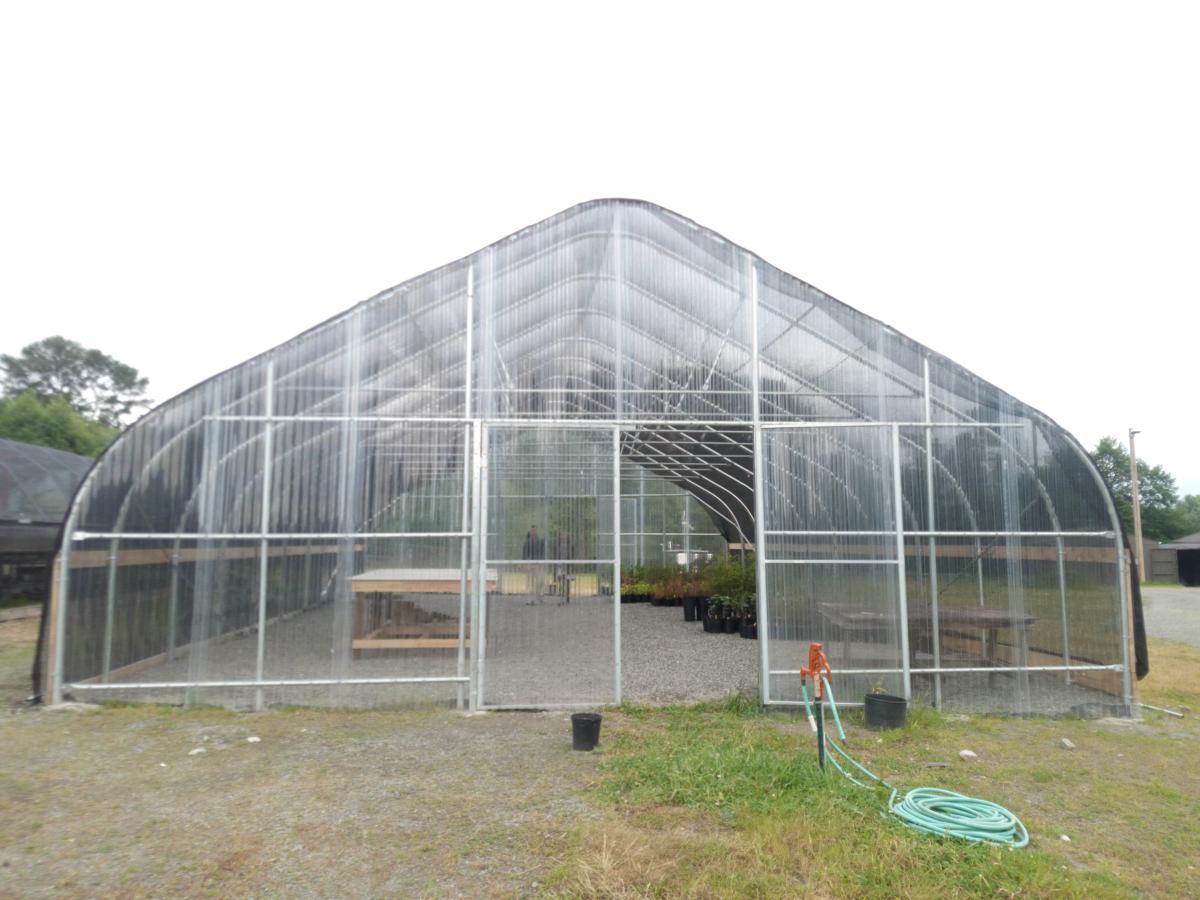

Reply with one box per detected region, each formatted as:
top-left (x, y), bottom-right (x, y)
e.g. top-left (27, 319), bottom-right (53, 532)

top-left (799, 642), bottom-right (833, 769)
top-left (800, 642), bottom-right (832, 701)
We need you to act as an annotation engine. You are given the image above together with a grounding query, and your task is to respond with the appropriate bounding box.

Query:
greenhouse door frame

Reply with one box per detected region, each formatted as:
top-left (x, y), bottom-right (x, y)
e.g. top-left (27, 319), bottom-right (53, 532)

top-left (469, 420), bottom-right (622, 712)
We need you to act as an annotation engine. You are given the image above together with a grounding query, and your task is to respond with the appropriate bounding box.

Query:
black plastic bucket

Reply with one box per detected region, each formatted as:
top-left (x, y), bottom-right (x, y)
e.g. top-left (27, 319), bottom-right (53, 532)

top-left (864, 692), bottom-right (907, 730)
top-left (683, 597), bottom-right (697, 622)
top-left (571, 712), bottom-right (602, 751)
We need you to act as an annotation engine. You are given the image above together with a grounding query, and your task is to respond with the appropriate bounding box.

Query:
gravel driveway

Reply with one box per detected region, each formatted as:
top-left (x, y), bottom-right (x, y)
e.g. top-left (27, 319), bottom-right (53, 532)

top-left (1142, 586), bottom-right (1200, 649)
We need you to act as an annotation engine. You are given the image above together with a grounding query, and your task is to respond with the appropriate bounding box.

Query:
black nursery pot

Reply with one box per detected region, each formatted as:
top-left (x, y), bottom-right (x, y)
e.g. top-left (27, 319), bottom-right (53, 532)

top-left (722, 616), bottom-right (739, 634)
top-left (682, 597), bottom-right (697, 622)
top-left (864, 692), bottom-right (907, 730)
top-left (695, 597), bottom-right (709, 620)
top-left (739, 620), bottom-right (757, 639)
top-left (571, 712), bottom-right (602, 751)
top-left (702, 614), bottom-right (722, 633)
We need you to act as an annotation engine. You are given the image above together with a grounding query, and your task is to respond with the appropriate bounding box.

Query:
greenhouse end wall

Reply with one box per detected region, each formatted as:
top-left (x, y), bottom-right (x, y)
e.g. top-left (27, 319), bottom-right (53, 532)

top-left (42, 199), bottom-right (1136, 715)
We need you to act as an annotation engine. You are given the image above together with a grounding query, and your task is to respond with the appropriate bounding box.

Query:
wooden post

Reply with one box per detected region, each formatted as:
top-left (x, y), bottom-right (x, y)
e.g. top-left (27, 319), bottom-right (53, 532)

top-left (1129, 429), bottom-right (1146, 583)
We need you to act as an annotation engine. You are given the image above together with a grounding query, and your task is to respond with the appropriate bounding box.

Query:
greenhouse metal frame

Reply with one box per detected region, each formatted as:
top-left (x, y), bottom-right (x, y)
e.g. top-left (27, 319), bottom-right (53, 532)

top-left (40, 199), bottom-right (1142, 715)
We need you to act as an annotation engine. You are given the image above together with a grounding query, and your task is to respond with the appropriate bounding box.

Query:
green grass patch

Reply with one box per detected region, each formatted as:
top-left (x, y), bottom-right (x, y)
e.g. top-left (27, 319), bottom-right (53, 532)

top-left (562, 702), bottom-right (1135, 898)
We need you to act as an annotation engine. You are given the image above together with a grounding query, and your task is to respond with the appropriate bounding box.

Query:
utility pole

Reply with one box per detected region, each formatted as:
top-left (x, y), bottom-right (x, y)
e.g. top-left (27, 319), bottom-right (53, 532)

top-left (1129, 428), bottom-right (1145, 582)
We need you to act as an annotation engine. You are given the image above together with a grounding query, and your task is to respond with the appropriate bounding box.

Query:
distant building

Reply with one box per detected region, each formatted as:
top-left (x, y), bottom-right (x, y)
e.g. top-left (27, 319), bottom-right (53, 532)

top-left (1151, 532), bottom-right (1200, 586)
top-left (0, 438), bottom-right (93, 603)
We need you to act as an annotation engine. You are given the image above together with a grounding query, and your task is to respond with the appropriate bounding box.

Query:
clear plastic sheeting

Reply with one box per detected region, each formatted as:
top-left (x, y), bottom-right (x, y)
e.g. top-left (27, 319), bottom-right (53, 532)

top-left (45, 199), bottom-right (1133, 714)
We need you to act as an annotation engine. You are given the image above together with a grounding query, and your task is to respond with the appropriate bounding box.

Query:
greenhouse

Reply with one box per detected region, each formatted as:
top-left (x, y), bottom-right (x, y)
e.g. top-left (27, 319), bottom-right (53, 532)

top-left (38, 199), bottom-right (1145, 715)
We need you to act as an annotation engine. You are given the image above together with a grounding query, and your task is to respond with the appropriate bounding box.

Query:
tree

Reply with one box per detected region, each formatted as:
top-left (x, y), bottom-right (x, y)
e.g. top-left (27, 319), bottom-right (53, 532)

top-left (0, 392), bottom-right (117, 457)
top-left (1090, 436), bottom-right (1180, 541)
top-left (1172, 494), bottom-right (1200, 538)
top-left (1, 336), bottom-right (150, 427)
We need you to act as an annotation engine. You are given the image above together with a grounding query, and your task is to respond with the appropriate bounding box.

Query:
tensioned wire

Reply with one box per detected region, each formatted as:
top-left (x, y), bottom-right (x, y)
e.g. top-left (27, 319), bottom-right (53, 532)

top-left (800, 677), bottom-right (1029, 848)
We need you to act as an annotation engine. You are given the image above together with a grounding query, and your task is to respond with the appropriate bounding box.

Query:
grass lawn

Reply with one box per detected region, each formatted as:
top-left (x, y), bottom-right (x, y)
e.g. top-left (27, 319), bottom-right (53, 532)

top-left (545, 644), bottom-right (1200, 897)
top-left (2, 614), bottom-right (1198, 897)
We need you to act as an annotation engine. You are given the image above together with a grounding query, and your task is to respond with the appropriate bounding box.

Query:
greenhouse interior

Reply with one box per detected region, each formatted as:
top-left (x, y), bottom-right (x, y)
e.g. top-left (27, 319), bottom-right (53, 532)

top-left (38, 199), bottom-right (1145, 715)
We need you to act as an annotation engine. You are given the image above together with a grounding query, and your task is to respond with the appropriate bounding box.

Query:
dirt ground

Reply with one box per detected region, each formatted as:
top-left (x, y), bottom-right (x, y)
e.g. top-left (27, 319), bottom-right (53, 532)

top-left (2, 706), bottom-right (598, 897)
top-left (4, 614), bottom-right (1199, 898)
top-left (2, 613), bottom-right (599, 898)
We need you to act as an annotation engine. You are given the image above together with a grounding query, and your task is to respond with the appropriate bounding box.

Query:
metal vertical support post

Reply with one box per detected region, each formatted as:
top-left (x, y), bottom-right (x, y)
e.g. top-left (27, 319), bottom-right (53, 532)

top-left (455, 422), bottom-right (471, 709)
top-left (1116, 534), bottom-right (1133, 712)
top-left (51, 509), bottom-right (78, 704)
top-left (637, 466), bottom-right (645, 566)
top-left (891, 423), bottom-right (913, 702)
top-left (975, 537), bottom-right (986, 606)
top-left (464, 263), bottom-right (474, 420)
top-left (166, 541), bottom-right (180, 661)
top-left (922, 359), bottom-right (942, 707)
top-left (815, 696), bottom-right (825, 771)
top-left (187, 409), bottom-right (220, 707)
top-left (101, 540), bottom-right (118, 680)
top-left (612, 426), bottom-right (623, 704)
top-left (682, 496), bottom-right (691, 563)
top-left (1056, 537), bottom-right (1072, 683)
top-left (458, 263), bottom-right (475, 705)
top-left (612, 205), bottom-right (624, 422)
top-left (471, 423), bottom-right (489, 709)
top-left (254, 359), bottom-right (275, 711)
top-left (330, 315), bottom-right (362, 704)
top-left (749, 259), bottom-right (770, 705)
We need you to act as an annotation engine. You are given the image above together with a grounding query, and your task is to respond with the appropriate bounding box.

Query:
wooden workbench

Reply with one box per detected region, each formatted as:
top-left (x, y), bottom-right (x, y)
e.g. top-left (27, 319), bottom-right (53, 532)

top-left (350, 568), bottom-right (496, 653)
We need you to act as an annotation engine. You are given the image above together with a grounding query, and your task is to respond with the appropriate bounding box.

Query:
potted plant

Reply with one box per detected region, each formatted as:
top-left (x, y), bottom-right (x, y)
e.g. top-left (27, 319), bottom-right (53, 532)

top-left (682, 583), bottom-right (699, 622)
top-left (681, 569), bottom-right (706, 621)
top-left (864, 685), bottom-right (907, 729)
top-left (621, 582), bottom-right (650, 604)
top-left (723, 594), bottom-right (748, 633)
top-left (738, 594), bottom-right (758, 639)
top-left (663, 571), bottom-right (686, 607)
top-left (647, 572), bottom-right (666, 605)
top-left (705, 594), bottom-right (730, 633)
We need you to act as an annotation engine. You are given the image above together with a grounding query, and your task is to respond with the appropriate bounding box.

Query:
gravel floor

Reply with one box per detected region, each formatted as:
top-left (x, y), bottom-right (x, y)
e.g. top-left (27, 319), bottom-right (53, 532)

top-left (620, 602), bottom-right (758, 704)
top-left (1142, 586), bottom-right (1200, 649)
top-left (96, 597), bottom-right (760, 709)
top-left (89, 595), bottom-right (1125, 713)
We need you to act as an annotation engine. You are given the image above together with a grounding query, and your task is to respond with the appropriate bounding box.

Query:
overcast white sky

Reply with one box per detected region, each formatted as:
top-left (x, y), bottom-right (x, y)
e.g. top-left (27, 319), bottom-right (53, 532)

top-left (2, 1), bottom-right (1197, 493)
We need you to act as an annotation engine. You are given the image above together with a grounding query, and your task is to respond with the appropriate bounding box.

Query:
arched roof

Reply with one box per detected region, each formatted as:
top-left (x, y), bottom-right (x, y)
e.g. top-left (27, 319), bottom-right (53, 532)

top-left (65, 199), bottom-right (1115, 546)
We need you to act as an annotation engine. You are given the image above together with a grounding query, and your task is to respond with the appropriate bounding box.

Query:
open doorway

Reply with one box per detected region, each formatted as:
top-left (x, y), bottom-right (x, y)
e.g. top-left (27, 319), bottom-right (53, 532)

top-left (617, 464), bottom-right (758, 704)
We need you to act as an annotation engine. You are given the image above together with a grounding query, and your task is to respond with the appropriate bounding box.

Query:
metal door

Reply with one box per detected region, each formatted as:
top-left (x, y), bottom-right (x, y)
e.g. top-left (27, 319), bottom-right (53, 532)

top-left (473, 423), bottom-right (621, 708)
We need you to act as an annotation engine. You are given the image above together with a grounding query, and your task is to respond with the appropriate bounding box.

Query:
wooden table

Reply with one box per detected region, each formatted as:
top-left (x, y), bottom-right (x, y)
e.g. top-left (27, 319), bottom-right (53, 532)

top-left (350, 567), bottom-right (496, 654)
top-left (818, 603), bottom-right (1036, 676)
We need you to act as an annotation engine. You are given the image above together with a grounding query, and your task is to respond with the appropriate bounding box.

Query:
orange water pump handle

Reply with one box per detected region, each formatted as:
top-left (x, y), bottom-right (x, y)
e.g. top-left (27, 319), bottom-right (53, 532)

top-left (799, 642), bottom-right (833, 699)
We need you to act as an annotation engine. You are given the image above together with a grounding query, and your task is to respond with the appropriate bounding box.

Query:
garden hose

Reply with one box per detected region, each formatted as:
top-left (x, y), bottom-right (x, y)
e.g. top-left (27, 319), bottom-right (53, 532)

top-left (799, 680), bottom-right (1030, 849)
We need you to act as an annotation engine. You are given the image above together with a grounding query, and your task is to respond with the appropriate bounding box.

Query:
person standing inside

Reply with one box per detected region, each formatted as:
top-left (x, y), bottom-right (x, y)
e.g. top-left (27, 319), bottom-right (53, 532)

top-left (522, 525), bottom-right (545, 598)
top-left (553, 529), bottom-right (573, 604)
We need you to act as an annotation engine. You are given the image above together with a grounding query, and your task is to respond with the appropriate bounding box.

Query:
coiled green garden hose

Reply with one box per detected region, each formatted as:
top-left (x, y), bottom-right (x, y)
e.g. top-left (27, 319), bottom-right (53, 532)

top-left (800, 678), bottom-right (1030, 848)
